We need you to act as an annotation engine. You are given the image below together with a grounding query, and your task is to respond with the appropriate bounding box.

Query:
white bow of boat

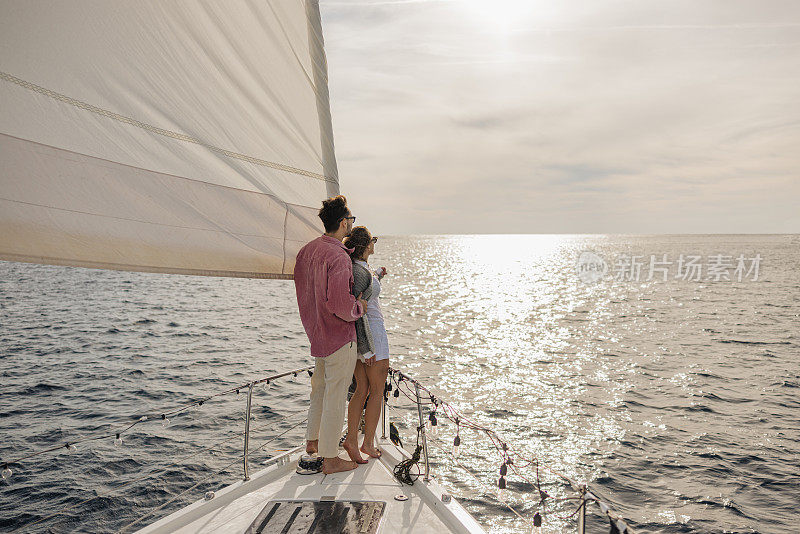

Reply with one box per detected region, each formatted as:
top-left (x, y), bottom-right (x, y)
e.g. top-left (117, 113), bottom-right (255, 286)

top-left (132, 438), bottom-right (484, 534)
top-left (3, 366), bottom-right (633, 533)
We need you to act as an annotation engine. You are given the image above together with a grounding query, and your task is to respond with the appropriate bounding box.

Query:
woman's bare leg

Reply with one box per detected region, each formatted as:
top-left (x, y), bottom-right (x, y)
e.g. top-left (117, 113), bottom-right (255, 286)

top-left (360, 359), bottom-right (390, 458)
top-left (344, 361), bottom-right (368, 464)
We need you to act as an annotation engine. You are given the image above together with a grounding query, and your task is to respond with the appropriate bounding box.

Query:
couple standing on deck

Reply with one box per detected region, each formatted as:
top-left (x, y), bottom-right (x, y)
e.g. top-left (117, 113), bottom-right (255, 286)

top-left (293, 195), bottom-right (390, 474)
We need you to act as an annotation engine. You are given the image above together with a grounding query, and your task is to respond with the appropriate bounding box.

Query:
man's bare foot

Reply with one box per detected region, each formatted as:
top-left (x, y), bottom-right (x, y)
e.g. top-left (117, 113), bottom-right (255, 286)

top-left (306, 440), bottom-right (318, 455)
top-left (342, 439), bottom-right (368, 464)
top-left (360, 443), bottom-right (381, 458)
top-left (322, 456), bottom-right (358, 474)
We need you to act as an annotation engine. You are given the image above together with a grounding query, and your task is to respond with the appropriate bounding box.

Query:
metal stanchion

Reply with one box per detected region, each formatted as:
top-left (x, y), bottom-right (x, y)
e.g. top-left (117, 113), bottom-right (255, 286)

top-left (381, 382), bottom-right (387, 440)
top-left (414, 382), bottom-right (430, 482)
top-left (577, 486), bottom-right (587, 534)
top-left (243, 382), bottom-right (254, 481)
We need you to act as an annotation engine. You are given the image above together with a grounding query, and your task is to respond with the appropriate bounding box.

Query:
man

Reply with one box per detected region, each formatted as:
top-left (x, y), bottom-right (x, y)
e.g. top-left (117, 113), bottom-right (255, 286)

top-left (294, 195), bottom-right (369, 474)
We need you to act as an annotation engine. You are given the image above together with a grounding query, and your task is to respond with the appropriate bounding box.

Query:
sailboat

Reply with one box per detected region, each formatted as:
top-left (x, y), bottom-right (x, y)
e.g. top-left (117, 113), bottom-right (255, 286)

top-left (0, 1), bottom-right (488, 532)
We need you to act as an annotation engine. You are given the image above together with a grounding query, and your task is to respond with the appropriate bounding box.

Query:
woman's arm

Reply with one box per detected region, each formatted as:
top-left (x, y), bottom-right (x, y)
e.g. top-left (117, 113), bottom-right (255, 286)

top-left (352, 264), bottom-right (373, 299)
top-left (325, 255), bottom-right (364, 321)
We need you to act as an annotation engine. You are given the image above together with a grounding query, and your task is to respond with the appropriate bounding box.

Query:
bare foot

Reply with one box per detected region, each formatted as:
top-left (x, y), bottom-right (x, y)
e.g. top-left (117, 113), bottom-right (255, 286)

top-left (306, 440), bottom-right (318, 455)
top-left (322, 456), bottom-right (358, 474)
top-left (342, 439), bottom-right (368, 464)
top-left (360, 444), bottom-right (381, 459)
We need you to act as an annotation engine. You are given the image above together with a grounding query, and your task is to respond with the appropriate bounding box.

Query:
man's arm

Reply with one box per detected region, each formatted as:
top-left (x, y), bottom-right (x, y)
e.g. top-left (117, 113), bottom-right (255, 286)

top-left (325, 254), bottom-right (364, 321)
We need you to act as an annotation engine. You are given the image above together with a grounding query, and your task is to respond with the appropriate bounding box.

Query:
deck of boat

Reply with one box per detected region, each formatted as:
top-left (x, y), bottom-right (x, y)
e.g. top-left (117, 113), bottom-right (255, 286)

top-left (135, 437), bottom-right (485, 533)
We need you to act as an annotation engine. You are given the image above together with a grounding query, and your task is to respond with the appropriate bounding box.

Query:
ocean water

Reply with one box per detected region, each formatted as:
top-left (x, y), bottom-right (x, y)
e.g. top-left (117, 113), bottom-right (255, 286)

top-left (1, 234), bottom-right (798, 533)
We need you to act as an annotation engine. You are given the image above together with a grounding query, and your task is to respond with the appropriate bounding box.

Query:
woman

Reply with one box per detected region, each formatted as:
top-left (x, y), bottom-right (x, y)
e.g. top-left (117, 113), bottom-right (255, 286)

top-left (344, 226), bottom-right (389, 459)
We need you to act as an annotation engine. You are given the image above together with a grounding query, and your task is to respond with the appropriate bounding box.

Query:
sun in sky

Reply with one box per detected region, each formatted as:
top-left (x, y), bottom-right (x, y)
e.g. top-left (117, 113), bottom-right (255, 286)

top-left (461, 0), bottom-right (545, 32)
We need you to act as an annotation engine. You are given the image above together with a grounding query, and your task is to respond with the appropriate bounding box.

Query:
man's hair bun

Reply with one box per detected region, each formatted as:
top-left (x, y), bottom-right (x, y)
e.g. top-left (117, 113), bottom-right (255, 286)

top-left (318, 195), bottom-right (349, 232)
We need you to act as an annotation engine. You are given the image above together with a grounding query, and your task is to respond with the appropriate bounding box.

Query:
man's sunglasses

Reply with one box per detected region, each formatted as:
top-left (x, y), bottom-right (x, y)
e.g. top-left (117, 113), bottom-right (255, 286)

top-left (341, 216), bottom-right (356, 223)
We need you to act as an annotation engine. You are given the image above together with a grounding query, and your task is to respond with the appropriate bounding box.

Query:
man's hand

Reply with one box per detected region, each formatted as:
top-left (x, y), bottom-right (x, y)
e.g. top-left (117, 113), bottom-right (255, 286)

top-left (358, 292), bottom-right (368, 311)
top-left (365, 355), bottom-right (376, 367)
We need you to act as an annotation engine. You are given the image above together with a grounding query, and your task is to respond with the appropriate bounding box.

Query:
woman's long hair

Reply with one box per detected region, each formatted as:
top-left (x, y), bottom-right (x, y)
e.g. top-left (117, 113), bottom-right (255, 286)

top-left (344, 226), bottom-right (372, 261)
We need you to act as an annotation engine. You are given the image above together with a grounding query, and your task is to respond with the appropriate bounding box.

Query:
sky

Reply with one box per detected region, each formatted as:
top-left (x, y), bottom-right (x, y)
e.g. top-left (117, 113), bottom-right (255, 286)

top-left (318, 0), bottom-right (800, 235)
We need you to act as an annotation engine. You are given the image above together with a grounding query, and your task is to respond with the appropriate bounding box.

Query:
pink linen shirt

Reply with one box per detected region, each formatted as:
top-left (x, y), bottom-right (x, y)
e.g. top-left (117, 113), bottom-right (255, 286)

top-left (294, 235), bottom-right (365, 357)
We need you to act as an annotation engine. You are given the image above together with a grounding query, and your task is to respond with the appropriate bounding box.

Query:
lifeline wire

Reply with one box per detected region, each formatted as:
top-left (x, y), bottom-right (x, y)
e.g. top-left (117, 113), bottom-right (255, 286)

top-left (11, 412), bottom-right (307, 533)
top-left (387, 401), bottom-right (582, 532)
top-left (388, 367), bottom-right (633, 532)
top-left (117, 417), bottom-right (308, 533)
top-left (1, 365), bottom-right (313, 470)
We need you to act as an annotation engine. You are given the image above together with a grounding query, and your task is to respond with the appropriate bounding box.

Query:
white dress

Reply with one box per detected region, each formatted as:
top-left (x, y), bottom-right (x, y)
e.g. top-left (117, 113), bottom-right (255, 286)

top-left (355, 260), bottom-right (389, 362)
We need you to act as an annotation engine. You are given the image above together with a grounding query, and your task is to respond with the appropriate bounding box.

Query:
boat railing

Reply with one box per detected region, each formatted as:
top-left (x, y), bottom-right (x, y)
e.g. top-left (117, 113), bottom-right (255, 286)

top-left (3, 364), bottom-right (634, 533)
top-left (2, 365), bottom-right (315, 533)
top-left (238, 366), bottom-right (315, 481)
top-left (384, 367), bottom-right (634, 534)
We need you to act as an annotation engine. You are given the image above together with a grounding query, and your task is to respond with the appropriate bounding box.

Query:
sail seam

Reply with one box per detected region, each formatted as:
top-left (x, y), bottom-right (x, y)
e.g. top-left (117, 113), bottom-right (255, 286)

top-left (0, 132), bottom-right (317, 204)
top-left (0, 196), bottom-right (284, 240)
top-left (0, 70), bottom-right (336, 184)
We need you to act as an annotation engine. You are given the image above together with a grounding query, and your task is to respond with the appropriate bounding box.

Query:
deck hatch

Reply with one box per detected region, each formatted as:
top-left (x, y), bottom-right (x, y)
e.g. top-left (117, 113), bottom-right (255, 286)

top-left (245, 500), bottom-right (385, 534)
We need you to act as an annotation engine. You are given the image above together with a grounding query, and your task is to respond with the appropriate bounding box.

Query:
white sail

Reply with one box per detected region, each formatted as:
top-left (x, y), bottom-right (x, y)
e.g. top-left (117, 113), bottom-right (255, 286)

top-left (0, 0), bottom-right (337, 278)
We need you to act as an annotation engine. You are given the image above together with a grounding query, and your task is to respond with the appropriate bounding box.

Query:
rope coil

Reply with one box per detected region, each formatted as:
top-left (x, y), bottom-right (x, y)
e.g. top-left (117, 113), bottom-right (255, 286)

top-left (393, 444), bottom-right (423, 485)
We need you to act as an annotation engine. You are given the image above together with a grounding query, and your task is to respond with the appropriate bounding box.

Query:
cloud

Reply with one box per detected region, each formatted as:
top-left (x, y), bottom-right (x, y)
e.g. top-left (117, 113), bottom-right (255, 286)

top-left (320, 0), bottom-right (800, 234)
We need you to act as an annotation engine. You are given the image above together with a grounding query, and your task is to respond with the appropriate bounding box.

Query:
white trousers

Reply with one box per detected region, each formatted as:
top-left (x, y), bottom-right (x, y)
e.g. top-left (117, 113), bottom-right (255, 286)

top-left (305, 340), bottom-right (357, 458)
